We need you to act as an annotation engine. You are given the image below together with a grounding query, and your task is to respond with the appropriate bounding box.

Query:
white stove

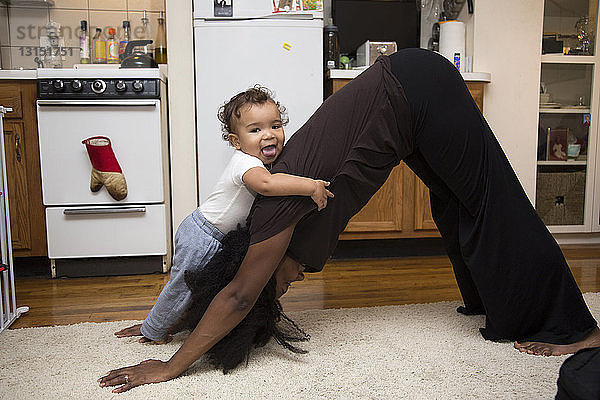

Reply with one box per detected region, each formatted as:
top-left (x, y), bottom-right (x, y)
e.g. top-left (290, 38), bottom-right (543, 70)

top-left (36, 67), bottom-right (172, 277)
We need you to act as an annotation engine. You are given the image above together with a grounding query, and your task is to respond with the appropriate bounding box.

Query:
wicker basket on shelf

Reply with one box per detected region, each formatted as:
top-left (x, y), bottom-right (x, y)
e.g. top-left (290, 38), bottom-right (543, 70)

top-left (535, 171), bottom-right (586, 226)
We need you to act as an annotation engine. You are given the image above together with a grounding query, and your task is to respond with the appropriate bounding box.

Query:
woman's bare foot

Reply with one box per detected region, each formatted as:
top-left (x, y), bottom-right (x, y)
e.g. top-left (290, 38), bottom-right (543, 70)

top-left (514, 327), bottom-right (600, 356)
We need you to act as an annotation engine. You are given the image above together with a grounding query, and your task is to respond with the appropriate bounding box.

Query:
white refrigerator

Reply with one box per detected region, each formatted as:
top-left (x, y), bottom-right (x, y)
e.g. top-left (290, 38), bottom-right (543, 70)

top-left (193, 0), bottom-right (323, 202)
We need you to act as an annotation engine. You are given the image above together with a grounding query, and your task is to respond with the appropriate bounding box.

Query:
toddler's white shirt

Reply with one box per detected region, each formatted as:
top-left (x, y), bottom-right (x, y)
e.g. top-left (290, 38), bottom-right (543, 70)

top-left (199, 150), bottom-right (266, 234)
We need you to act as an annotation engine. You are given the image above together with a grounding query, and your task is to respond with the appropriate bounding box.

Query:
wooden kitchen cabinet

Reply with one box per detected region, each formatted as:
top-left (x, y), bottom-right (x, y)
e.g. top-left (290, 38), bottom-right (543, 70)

top-left (0, 80), bottom-right (47, 256)
top-left (328, 77), bottom-right (486, 239)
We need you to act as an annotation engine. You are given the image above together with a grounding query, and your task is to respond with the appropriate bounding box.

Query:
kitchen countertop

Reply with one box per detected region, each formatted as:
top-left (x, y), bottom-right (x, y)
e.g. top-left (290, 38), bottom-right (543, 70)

top-left (0, 65), bottom-right (168, 80)
top-left (328, 68), bottom-right (492, 82)
top-left (0, 69), bottom-right (38, 79)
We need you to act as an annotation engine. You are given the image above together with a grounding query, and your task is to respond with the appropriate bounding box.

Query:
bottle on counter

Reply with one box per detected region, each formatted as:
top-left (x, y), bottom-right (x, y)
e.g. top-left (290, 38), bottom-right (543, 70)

top-left (324, 18), bottom-right (339, 70)
top-left (141, 11), bottom-right (153, 55)
top-left (154, 11), bottom-right (167, 64)
top-left (119, 20), bottom-right (130, 62)
top-left (79, 20), bottom-right (90, 64)
top-left (106, 27), bottom-right (119, 64)
top-left (92, 28), bottom-right (106, 64)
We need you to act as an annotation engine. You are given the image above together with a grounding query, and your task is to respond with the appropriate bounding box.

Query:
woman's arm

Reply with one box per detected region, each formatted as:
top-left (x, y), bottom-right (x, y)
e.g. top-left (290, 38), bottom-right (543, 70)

top-left (98, 224), bottom-right (295, 393)
top-left (243, 167), bottom-right (333, 210)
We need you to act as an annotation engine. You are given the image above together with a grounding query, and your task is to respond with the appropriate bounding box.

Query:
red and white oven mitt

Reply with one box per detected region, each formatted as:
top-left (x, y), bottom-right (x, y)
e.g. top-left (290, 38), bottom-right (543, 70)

top-left (82, 136), bottom-right (128, 201)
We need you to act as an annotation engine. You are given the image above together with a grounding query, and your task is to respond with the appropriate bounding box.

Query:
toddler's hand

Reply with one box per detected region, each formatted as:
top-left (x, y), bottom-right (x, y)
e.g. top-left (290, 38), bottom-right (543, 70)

top-left (311, 180), bottom-right (334, 211)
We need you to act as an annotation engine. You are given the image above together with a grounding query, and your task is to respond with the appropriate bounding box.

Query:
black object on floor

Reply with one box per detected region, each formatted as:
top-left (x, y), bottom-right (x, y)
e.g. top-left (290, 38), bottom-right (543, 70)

top-left (14, 257), bottom-right (51, 277)
top-left (53, 256), bottom-right (164, 278)
top-left (556, 347), bottom-right (600, 400)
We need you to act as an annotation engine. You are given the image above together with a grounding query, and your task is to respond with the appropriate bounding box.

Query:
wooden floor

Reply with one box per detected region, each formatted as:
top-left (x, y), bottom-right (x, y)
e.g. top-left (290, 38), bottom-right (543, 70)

top-left (10, 245), bottom-right (600, 329)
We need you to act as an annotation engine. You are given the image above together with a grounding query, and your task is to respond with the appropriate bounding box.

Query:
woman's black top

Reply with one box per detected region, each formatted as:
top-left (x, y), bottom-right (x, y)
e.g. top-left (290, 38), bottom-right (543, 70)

top-left (247, 56), bottom-right (411, 272)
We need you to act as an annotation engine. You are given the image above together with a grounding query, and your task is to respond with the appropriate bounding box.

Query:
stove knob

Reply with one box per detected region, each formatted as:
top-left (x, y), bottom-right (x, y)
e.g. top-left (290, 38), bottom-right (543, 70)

top-left (91, 79), bottom-right (107, 94)
top-left (71, 79), bottom-right (82, 92)
top-left (52, 79), bottom-right (64, 91)
top-left (132, 80), bottom-right (144, 92)
top-left (115, 80), bottom-right (127, 92)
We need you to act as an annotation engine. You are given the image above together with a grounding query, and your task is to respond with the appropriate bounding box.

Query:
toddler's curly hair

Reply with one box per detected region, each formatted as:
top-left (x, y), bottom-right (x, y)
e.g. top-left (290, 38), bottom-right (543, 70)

top-left (182, 225), bottom-right (309, 374)
top-left (217, 85), bottom-right (289, 141)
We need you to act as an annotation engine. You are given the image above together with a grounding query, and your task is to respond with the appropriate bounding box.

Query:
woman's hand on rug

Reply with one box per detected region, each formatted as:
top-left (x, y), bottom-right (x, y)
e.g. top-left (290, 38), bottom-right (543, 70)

top-left (114, 324), bottom-right (142, 338)
top-left (98, 359), bottom-right (175, 393)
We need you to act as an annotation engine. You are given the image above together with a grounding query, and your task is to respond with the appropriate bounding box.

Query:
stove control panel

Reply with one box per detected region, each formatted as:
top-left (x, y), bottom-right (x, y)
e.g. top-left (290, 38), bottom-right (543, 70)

top-left (37, 78), bottom-right (160, 99)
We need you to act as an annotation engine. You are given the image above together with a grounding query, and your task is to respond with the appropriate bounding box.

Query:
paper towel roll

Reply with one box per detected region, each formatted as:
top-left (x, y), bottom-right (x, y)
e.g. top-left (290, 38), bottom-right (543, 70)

top-left (439, 20), bottom-right (465, 71)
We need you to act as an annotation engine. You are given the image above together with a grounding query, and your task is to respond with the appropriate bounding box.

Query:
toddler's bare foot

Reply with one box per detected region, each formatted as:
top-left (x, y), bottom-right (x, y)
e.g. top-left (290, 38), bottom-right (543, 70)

top-left (514, 327), bottom-right (600, 356)
top-left (139, 334), bottom-right (173, 345)
top-left (115, 323), bottom-right (142, 338)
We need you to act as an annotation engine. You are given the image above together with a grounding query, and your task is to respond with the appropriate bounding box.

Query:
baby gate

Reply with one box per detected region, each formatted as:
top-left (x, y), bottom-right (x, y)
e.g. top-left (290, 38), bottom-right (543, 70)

top-left (0, 105), bottom-right (28, 333)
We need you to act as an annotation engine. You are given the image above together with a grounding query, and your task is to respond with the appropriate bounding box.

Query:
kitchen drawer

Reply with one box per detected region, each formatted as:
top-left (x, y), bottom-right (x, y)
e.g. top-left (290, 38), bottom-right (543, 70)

top-left (0, 87), bottom-right (23, 119)
top-left (45, 204), bottom-right (167, 258)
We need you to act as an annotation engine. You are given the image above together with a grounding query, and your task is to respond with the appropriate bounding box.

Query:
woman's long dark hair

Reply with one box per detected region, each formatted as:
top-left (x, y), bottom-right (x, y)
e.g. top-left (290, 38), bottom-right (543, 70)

top-left (182, 225), bottom-right (309, 373)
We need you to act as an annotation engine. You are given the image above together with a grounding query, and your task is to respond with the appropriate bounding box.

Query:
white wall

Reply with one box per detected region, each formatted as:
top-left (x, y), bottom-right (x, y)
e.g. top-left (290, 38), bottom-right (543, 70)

top-left (470, 0), bottom-right (544, 202)
top-left (165, 0), bottom-right (197, 232)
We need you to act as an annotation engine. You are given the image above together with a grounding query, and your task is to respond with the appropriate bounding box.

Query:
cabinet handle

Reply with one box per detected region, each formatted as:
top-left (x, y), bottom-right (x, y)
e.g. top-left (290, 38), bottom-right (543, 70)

top-left (14, 133), bottom-right (21, 163)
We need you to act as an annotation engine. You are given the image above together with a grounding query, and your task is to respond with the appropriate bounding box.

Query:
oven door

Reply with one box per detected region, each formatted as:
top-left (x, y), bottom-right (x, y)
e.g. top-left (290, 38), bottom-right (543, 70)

top-left (37, 99), bottom-right (165, 205)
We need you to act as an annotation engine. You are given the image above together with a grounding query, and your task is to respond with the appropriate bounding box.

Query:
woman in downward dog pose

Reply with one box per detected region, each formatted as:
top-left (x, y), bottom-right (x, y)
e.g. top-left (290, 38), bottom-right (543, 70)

top-left (99, 49), bottom-right (599, 393)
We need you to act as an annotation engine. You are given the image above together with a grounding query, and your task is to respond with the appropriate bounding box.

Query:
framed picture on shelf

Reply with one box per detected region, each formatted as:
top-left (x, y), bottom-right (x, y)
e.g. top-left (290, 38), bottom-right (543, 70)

top-left (546, 128), bottom-right (568, 161)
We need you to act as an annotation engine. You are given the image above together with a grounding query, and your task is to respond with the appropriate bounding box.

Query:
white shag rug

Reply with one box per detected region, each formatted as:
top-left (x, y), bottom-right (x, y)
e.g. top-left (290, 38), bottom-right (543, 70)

top-left (1, 293), bottom-right (599, 400)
